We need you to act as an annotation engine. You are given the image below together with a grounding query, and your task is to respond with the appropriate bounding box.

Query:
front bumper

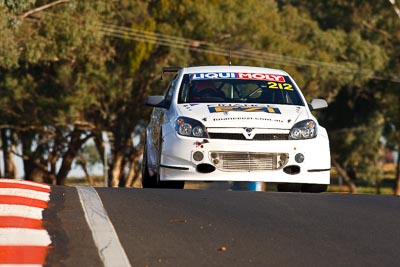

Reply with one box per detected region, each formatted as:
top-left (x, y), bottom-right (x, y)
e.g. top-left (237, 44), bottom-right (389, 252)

top-left (159, 131), bottom-right (330, 184)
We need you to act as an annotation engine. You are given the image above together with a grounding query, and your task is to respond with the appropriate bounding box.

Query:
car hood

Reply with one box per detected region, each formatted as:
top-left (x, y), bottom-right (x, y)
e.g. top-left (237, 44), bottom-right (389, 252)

top-left (176, 103), bottom-right (309, 130)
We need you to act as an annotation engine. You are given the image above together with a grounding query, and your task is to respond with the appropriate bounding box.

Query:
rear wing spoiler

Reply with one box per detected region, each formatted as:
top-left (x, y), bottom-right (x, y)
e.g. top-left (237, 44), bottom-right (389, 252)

top-left (161, 67), bottom-right (180, 80)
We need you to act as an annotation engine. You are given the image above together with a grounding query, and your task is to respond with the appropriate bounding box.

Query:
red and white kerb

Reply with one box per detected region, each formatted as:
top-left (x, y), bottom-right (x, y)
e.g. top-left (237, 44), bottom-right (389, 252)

top-left (0, 179), bottom-right (51, 266)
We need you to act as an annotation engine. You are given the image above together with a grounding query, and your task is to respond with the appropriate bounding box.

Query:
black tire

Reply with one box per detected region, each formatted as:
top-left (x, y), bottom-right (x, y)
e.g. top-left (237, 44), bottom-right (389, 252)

top-left (141, 143), bottom-right (158, 188)
top-left (277, 183), bottom-right (301, 192)
top-left (142, 135), bottom-right (185, 189)
top-left (301, 184), bottom-right (328, 193)
top-left (156, 131), bottom-right (185, 189)
top-left (158, 179), bottom-right (185, 189)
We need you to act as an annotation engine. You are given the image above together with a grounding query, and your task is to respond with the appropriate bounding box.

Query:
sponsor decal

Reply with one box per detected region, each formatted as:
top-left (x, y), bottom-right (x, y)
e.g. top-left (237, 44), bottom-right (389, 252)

top-left (182, 103), bottom-right (200, 111)
top-left (208, 104), bottom-right (280, 114)
top-left (213, 117), bottom-right (284, 123)
top-left (237, 73), bottom-right (285, 82)
top-left (191, 72), bottom-right (237, 79)
top-left (195, 139), bottom-right (209, 148)
top-left (191, 72), bottom-right (285, 82)
top-left (267, 81), bottom-right (293, 90)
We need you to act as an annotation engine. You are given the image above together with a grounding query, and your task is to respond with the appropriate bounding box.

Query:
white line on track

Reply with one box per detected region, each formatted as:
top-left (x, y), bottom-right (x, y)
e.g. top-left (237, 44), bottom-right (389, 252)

top-left (0, 228), bottom-right (51, 246)
top-left (0, 204), bottom-right (44, 220)
top-left (0, 188), bottom-right (50, 201)
top-left (76, 186), bottom-right (131, 267)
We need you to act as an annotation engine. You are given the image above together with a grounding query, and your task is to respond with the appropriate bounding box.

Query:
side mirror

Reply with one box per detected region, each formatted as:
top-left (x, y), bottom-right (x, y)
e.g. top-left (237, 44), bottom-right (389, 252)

top-left (145, 95), bottom-right (168, 108)
top-left (308, 99), bottom-right (328, 111)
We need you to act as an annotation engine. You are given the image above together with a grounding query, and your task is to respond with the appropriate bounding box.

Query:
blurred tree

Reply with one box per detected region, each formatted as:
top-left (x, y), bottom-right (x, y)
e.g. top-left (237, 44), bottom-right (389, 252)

top-left (0, 1), bottom-right (111, 183)
top-left (382, 84), bottom-right (400, 194)
top-left (74, 139), bottom-right (102, 185)
top-left (278, 0), bottom-right (400, 193)
top-left (77, 1), bottom-right (157, 187)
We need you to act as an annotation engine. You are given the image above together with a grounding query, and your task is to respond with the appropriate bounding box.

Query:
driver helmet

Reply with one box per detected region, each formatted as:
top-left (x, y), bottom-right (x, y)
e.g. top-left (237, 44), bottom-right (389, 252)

top-left (190, 81), bottom-right (219, 101)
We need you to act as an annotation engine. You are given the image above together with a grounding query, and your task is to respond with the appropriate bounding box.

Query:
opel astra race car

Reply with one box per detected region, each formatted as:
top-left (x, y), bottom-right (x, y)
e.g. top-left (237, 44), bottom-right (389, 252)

top-left (142, 66), bottom-right (330, 192)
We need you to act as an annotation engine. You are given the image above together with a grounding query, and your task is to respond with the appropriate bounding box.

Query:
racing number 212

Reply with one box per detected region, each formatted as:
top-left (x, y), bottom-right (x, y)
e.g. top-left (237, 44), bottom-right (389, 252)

top-left (267, 82), bottom-right (293, 90)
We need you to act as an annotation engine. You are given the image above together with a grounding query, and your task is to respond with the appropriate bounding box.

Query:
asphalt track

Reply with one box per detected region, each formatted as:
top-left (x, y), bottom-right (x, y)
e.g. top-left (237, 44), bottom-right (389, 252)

top-left (41, 186), bottom-right (400, 267)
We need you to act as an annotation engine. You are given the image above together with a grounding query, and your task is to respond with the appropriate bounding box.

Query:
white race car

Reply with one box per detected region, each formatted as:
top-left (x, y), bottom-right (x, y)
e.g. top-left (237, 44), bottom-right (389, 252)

top-left (143, 66), bottom-right (330, 192)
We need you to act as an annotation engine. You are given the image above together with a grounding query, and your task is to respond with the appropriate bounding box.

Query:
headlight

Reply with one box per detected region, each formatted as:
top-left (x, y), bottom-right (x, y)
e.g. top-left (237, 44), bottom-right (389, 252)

top-left (289, 119), bottom-right (317, 140)
top-left (175, 117), bottom-right (208, 138)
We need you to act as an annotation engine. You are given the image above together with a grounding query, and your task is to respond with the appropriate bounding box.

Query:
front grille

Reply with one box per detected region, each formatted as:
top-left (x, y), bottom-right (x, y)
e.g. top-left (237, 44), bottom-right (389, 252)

top-left (209, 152), bottom-right (289, 172)
top-left (209, 133), bottom-right (247, 140)
top-left (208, 133), bottom-right (289, 140)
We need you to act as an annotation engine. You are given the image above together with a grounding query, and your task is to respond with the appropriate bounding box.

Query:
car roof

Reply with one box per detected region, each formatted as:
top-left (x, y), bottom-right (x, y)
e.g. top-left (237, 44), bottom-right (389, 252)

top-left (180, 65), bottom-right (289, 76)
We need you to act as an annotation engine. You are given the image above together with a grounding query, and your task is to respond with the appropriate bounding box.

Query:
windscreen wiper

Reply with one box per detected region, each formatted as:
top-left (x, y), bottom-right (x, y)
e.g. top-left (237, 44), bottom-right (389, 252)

top-left (241, 85), bottom-right (266, 101)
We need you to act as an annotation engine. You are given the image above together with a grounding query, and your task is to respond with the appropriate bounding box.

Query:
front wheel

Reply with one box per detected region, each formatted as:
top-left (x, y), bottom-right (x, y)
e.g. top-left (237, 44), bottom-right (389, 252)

top-left (277, 183), bottom-right (301, 192)
top-left (158, 178), bottom-right (185, 189)
top-left (142, 139), bottom-right (185, 189)
top-left (141, 143), bottom-right (158, 188)
top-left (301, 184), bottom-right (328, 193)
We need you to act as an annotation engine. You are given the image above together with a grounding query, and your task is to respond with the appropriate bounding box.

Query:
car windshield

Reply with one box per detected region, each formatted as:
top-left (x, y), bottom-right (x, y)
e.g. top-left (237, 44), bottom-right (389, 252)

top-left (177, 73), bottom-right (304, 106)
